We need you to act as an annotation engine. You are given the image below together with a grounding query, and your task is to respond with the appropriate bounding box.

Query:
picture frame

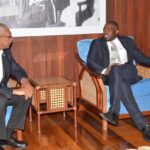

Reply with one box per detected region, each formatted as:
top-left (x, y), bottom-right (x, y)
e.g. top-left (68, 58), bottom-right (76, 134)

top-left (0, 0), bottom-right (106, 37)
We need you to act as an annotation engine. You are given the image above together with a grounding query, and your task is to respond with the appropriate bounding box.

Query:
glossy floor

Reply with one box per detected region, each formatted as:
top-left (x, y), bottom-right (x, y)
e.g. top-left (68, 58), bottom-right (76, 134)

top-left (3, 110), bottom-right (150, 150)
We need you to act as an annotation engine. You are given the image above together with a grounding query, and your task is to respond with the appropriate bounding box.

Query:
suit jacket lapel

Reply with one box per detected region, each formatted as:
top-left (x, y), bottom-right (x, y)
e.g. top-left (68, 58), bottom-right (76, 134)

top-left (1, 51), bottom-right (8, 83)
top-left (102, 38), bottom-right (110, 66)
top-left (118, 36), bottom-right (131, 60)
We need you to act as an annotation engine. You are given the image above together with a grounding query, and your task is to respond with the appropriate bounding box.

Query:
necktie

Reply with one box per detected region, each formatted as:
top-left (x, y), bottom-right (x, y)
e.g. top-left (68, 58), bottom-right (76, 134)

top-left (110, 41), bottom-right (121, 64)
top-left (0, 50), bottom-right (3, 82)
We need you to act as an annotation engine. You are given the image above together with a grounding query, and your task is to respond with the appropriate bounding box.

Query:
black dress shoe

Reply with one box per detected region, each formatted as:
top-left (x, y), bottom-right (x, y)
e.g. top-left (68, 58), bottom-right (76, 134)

top-left (0, 145), bottom-right (4, 150)
top-left (6, 137), bottom-right (27, 148)
top-left (143, 124), bottom-right (150, 141)
top-left (0, 140), bottom-right (7, 145)
top-left (99, 112), bottom-right (118, 126)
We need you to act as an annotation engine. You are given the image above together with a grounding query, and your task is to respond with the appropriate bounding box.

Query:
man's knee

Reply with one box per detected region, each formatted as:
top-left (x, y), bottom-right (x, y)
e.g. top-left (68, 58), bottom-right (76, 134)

top-left (11, 95), bottom-right (32, 106)
top-left (22, 96), bottom-right (32, 103)
top-left (25, 97), bottom-right (32, 105)
top-left (19, 96), bottom-right (32, 107)
top-left (110, 65), bottom-right (121, 74)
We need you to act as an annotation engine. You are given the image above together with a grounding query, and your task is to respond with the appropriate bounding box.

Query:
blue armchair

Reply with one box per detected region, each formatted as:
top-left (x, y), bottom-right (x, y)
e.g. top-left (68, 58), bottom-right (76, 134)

top-left (77, 38), bottom-right (150, 130)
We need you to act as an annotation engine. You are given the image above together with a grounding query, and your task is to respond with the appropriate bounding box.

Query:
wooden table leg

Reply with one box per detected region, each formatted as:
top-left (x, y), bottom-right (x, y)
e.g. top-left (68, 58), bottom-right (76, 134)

top-left (29, 106), bottom-right (32, 122)
top-left (38, 113), bottom-right (41, 133)
top-left (16, 130), bottom-right (22, 141)
top-left (73, 83), bottom-right (77, 128)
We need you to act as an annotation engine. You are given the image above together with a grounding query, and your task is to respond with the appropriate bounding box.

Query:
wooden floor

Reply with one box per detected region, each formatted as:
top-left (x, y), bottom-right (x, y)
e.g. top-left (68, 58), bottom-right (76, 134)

top-left (3, 110), bottom-right (150, 150)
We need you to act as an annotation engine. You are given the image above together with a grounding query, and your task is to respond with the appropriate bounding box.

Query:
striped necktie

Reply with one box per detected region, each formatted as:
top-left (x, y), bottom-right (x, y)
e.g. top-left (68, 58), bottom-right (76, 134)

top-left (110, 41), bottom-right (121, 64)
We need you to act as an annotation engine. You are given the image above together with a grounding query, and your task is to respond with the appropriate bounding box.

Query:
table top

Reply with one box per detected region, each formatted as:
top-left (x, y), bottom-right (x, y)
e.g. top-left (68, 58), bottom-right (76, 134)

top-left (30, 77), bottom-right (75, 87)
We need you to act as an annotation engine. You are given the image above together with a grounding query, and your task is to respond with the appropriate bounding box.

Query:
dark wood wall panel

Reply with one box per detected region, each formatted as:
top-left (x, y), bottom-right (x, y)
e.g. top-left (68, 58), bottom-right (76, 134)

top-left (12, 34), bottom-right (99, 81)
top-left (107, 0), bottom-right (150, 56)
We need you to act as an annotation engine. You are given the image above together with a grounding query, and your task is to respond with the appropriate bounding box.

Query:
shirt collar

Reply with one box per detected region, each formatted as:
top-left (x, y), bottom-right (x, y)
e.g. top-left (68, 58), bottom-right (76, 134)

top-left (0, 50), bottom-right (3, 55)
top-left (110, 37), bottom-right (119, 43)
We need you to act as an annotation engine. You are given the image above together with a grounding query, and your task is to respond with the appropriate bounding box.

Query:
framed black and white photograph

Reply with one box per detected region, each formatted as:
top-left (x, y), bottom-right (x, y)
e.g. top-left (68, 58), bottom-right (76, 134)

top-left (0, 0), bottom-right (106, 37)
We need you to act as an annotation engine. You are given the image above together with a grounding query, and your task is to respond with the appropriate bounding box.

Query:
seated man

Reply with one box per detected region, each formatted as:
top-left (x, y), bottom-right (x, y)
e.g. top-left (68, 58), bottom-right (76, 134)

top-left (87, 21), bottom-right (150, 141)
top-left (0, 23), bottom-right (32, 149)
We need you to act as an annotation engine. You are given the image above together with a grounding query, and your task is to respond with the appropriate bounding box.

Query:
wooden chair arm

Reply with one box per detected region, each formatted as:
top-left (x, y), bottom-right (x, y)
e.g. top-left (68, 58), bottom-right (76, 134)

top-left (136, 64), bottom-right (150, 79)
top-left (76, 53), bottom-right (102, 79)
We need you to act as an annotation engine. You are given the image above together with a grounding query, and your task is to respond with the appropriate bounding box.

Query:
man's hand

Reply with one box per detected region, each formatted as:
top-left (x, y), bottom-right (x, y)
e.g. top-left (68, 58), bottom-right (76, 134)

top-left (19, 77), bottom-right (33, 99)
top-left (13, 87), bottom-right (31, 99)
top-left (104, 63), bottom-right (121, 75)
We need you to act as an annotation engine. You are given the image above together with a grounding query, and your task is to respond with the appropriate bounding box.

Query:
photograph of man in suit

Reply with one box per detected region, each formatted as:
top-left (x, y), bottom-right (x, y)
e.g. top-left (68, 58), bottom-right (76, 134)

top-left (0, 23), bottom-right (32, 149)
top-left (87, 21), bottom-right (150, 141)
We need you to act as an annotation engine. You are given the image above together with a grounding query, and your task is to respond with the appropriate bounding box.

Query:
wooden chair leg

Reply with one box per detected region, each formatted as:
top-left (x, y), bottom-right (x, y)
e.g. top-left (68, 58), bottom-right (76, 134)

top-left (16, 130), bottom-right (23, 141)
top-left (74, 108), bottom-right (77, 128)
top-left (63, 111), bottom-right (66, 119)
top-left (78, 103), bottom-right (86, 111)
top-left (102, 119), bottom-right (107, 131)
top-left (29, 106), bottom-right (32, 122)
top-left (38, 114), bottom-right (41, 133)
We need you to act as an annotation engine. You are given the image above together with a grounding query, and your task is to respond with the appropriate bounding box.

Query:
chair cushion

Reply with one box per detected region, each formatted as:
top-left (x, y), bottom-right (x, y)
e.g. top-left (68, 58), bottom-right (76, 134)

top-left (5, 106), bottom-right (12, 125)
top-left (106, 78), bottom-right (150, 114)
top-left (132, 78), bottom-right (150, 97)
top-left (77, 39), bottom-right (93, 63)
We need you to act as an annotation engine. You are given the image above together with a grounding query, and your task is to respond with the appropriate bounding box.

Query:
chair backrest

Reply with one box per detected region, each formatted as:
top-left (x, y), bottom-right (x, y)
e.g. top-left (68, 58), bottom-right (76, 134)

top-left (77, 39), bottom-right (93, 63)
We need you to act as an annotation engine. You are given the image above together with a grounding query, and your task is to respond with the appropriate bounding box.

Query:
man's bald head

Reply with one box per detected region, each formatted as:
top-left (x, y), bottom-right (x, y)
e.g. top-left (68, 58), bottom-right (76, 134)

top-left (0, 23), bottom-right (12, 49)
top-left (0, 23), bottom-right (10, 36)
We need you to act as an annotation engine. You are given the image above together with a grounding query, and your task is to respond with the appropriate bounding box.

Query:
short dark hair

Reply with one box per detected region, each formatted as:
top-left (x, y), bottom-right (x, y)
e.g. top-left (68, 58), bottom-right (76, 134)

top-left (107, 21), bottom-right (119, 30)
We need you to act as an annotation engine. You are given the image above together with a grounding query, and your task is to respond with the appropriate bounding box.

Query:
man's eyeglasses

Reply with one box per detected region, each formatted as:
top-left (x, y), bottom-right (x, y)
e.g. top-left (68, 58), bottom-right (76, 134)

top-left (0, 35), bottom-right (12, 39)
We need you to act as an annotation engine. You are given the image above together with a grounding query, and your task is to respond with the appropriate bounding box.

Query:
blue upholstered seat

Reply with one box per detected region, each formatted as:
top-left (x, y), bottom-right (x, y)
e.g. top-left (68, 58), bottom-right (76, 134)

top-left (6, 106), bottom-right (12, 125)
top-left (5, 79), bottom-right (17, 126)
top-left (77, 39), bottom-right (150, 114)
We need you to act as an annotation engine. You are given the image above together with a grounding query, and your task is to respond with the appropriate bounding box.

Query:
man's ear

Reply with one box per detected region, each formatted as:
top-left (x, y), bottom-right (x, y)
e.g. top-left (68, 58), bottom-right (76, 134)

top-left (116, 30), bottom-right (119, 35)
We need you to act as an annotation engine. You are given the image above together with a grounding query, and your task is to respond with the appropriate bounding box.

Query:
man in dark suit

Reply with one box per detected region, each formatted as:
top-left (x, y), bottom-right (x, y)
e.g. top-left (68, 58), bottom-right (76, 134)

top-left (87, 21), bottom-right (150, 141)
top-left (0, 23), bottom-right (32, 149)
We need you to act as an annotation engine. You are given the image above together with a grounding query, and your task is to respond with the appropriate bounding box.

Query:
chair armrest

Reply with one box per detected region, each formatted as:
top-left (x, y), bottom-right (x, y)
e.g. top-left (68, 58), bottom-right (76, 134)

top-left (136, 64), bottom-right (150, 79)
top-left (76, 53), bottom-right (102, 79)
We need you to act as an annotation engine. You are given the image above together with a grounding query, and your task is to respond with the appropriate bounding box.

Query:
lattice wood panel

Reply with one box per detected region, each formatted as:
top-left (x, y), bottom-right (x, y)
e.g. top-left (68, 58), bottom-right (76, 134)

top-left (49, 88), bottom-right (65, 110)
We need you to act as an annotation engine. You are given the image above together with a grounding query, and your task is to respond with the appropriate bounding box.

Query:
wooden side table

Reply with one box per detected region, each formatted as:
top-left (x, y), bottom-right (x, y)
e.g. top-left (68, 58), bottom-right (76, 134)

top-left (30, 77), bottom-right (77, 133)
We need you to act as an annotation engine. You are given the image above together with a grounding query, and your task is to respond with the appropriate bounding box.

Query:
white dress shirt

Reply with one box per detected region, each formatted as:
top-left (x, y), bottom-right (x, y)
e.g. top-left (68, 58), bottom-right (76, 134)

top-left (0, 50), bottom-right (3, 82)
top-left (102, 37), bottom-right (128, 74)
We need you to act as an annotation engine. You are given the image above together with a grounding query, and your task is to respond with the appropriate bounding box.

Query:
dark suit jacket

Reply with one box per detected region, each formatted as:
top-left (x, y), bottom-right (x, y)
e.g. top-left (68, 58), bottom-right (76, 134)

top-left (0, 48), bottom-right (27, 99)
top-left (87, 35), bottom-right (150, 75)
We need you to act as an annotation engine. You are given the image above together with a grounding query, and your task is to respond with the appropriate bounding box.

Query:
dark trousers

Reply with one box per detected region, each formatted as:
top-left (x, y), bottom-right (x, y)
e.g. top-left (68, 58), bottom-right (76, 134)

top-left (104, 64), bottom-right (148, 130)
top-left (0, 94), bottom-right (31, 140)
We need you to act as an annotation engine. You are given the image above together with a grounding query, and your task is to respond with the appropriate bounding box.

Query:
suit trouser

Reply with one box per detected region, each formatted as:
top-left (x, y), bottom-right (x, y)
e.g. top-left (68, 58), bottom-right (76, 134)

top-left (0, 94), bottom-right (31, 140)
top-left (105, 64), bottom-right (148, 130)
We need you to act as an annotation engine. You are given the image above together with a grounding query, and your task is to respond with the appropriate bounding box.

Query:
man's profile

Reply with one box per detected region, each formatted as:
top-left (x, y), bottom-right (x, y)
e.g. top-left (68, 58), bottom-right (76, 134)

top-left (0, 23), bottom-right (32, 149)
